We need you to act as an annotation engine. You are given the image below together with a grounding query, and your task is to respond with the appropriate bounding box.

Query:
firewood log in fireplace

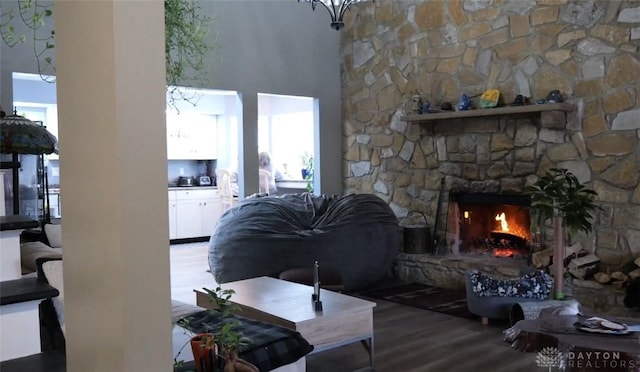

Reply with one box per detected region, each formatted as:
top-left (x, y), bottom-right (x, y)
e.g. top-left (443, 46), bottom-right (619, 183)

top-left (489, 231), bottom-right (526, 248)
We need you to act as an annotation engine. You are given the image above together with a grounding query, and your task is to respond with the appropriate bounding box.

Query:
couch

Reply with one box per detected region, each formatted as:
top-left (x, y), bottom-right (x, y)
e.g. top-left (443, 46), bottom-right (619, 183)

top-left (208, 193), bottom-right (403, 292)
top-left (20, 223), bottom-right (63, 275)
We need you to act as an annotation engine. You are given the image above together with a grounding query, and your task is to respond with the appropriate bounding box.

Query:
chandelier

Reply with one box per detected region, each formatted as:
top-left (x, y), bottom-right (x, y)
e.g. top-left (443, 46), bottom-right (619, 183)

top-left (299, 0), bottom-right (365, 30)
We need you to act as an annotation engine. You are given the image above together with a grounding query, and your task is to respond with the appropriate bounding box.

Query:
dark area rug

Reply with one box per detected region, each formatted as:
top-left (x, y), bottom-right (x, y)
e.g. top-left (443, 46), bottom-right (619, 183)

top-left (359, 282), bottom-right (477, 320)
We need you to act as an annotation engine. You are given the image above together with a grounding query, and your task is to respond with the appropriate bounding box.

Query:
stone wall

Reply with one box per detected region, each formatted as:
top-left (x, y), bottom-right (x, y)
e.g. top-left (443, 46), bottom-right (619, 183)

top-left (340, 0), bottom-right (640, 270)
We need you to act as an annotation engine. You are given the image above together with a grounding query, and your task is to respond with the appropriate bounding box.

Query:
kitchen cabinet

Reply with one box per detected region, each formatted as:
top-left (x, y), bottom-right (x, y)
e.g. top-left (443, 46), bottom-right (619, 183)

top-left (166, 118), bottom-right (217, 160)
top-left (169, 188), bottom-right (224, 239)
top-left (168, 192), bottom-right (178, 239)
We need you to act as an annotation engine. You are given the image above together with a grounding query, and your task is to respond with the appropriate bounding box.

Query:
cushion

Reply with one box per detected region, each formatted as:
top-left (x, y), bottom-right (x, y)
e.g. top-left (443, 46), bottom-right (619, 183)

top-left (41, 259), bottom-right (65, 337)
top-left (469, 269), bottom-right (553, 299)
top-left (20, 241), bottom-right (62, 274)
top-left (44, 223), bottom-right (63, 248)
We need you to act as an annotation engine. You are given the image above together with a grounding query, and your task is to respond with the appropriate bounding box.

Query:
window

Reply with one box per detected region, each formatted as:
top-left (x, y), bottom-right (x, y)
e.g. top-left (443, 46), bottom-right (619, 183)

top-left (257, 94), bottom-right (315, 181)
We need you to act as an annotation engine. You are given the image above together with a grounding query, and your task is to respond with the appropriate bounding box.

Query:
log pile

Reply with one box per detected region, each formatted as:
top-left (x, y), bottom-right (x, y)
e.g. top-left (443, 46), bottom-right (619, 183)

top-left (530, 244), bottom-right (640, 290)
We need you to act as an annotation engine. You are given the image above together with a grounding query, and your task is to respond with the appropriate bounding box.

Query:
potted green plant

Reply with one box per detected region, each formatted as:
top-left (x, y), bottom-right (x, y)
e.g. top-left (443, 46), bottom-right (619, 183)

top-left (524, 168), bottom-right (601, 299)
top-left (200, 286), bottom-right (254, 372)
top-left (300, 151), bottom-right (313, 192)
top-left (188, 331), bottom-right (218, 372)
top-left (174, 282), bottom-right (255, 372)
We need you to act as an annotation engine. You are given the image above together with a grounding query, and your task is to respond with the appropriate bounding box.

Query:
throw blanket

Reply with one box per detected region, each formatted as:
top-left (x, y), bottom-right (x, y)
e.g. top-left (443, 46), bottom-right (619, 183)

top-left (177, 310), bottom-right (313, 371)
top-left (469, 269), bottom-right (553, 299)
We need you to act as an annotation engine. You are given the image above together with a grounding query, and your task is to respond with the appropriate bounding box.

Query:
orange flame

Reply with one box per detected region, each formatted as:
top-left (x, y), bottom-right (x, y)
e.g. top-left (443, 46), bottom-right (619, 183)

top-left (495, 212), bottom-right (508, 231)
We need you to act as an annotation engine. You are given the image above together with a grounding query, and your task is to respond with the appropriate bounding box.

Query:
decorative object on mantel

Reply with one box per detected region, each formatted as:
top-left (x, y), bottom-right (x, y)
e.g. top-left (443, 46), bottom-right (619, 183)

top-left (457, 93), bottom-right (472, 111)
top-left (509, 94), bottom-right (529, 107)
top-left (440, 101), bottom-right (454, 111)
top-left (298, 0), bottom-right (366, 30)
top-left (479, 89), bottom-right (500, 108)
top-left (546, 89), bottom-right (564, 104)
top-left (403, 94), bottom-right (424, 115)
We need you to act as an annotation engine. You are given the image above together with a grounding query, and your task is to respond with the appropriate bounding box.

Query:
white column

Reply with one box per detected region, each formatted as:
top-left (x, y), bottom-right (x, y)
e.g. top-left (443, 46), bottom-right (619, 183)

top-left (55, 1), bottom-right (171, 371)
top-left (239, 91), bottom-right (259, 197)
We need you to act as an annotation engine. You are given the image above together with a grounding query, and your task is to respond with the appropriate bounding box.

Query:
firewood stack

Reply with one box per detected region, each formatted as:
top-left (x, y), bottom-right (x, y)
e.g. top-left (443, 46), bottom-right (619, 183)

top-left (531, 243), bottom-right (640, 289)
top-left (594, 257), bottom-right (640, 289)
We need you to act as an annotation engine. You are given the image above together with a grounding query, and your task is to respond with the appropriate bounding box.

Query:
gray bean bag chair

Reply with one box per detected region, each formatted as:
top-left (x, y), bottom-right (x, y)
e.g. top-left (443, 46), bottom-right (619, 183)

top-left (208, 193), bottom-right (402, 291)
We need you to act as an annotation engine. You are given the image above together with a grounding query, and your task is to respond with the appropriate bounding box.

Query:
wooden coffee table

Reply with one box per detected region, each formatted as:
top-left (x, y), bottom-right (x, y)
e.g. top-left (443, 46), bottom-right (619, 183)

top-left (195, 276), bottom-right (376, 370)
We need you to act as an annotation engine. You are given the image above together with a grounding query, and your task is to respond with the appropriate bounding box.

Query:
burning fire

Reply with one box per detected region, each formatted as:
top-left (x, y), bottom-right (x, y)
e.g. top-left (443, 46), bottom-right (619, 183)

top-left (493, 212), bottom-right (526, 258)
top-left (495, 212), bottom-right (508, 231)
top-left (494, 249), bottom-right (514, 257)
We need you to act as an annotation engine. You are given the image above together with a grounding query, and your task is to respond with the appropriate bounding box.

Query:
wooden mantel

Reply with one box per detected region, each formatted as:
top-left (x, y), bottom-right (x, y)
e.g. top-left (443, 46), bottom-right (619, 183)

top-left (401, 102), bottom-right (576, 123)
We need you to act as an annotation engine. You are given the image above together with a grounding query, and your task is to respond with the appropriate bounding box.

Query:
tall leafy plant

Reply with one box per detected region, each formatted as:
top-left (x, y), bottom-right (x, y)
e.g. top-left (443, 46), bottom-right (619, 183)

top-left (525, 168), bottom-right (601, 299)
top-left (524, 168), bottom-right (601, 241)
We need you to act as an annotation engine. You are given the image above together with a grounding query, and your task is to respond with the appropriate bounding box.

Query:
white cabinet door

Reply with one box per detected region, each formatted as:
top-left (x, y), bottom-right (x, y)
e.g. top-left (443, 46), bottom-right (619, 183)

top-left (175, 200), bottom-right (203, 239)
top-left (168, 201), bottom-right (178, 239)
top-left (168, 191), bottom-right (178, 239)
top-left (166, 121), bottom-right (185, 159)
top-left (200, 197), bottom-right (224, 237)
top-left (166, 116), bottom-right (217, 160)
top-left (172, 189), bottom-right (222, 239)
top-left (194, 122), bottom-right (217, 159)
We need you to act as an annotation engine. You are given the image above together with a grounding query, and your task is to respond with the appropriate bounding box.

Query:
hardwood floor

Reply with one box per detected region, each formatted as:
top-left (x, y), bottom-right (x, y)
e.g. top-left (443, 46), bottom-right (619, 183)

top-left (170, 242), bottom-right (538, 371)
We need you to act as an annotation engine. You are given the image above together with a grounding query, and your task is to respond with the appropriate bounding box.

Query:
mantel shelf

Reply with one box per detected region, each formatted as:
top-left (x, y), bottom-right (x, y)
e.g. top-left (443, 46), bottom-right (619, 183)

top-left (401, 102), bottom-right (576, 123)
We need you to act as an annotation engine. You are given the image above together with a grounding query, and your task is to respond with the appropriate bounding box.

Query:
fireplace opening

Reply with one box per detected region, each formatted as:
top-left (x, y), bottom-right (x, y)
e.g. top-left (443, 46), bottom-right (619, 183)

top-left (451, 193), bottom-right (532, 258)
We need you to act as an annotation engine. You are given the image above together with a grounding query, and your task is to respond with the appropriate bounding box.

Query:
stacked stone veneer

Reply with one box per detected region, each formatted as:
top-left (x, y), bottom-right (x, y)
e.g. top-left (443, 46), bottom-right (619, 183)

top-left (341, 0), bottom-right (640, 272)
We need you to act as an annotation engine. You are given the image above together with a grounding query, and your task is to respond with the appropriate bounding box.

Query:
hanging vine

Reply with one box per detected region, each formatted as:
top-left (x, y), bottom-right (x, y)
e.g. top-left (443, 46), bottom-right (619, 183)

top-left (165, 0), bottom-right (216, 108)
top-left (0, 0), bottom-right (56, 82)
top-left (1, 0), bottom-right (216, 106)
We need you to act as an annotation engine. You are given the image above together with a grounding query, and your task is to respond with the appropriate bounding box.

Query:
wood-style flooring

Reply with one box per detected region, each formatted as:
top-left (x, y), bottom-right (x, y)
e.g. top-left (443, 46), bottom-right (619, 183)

top-left (170, 242), bottom-right (538, 372)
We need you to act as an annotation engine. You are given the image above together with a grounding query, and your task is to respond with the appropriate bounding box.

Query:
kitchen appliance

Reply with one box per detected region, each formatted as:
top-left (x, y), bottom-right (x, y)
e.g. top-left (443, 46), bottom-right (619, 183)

top-left (177, 176), bottom-right (195, 187)
top-left (197, 176), bottom-right (212, 186)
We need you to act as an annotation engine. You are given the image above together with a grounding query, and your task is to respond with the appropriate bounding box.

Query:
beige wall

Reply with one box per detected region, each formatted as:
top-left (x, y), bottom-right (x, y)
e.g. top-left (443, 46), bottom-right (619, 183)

top-left (340, 1), bottom-right (640, 269)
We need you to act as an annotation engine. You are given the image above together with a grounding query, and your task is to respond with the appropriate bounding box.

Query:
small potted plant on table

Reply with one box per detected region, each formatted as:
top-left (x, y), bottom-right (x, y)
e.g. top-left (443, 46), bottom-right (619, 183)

top-left (174, 283), bottom-right (255, 372)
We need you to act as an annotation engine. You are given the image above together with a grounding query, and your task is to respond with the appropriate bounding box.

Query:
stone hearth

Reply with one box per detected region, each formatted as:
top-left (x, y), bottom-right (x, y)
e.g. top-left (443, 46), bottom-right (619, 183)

top-left (394, 253), bottom-right (636, 318)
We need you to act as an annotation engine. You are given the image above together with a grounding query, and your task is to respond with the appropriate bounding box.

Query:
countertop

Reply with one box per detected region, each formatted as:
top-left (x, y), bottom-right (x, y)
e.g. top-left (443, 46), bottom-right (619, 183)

top-left (168, 186), bottom-right (218, 190)
top-left (276, 180), bottom-right (307, 189)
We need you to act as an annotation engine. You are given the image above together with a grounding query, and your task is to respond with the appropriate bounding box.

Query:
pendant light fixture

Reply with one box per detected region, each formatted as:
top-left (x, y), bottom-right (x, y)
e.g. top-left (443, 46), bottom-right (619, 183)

top-left (299, 0), bottom-right (365, 30)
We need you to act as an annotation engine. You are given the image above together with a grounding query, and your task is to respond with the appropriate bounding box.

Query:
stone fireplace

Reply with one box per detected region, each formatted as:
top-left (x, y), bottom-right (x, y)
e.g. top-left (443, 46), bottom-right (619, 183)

top-left (341, 1), bottom-right (640, 316)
